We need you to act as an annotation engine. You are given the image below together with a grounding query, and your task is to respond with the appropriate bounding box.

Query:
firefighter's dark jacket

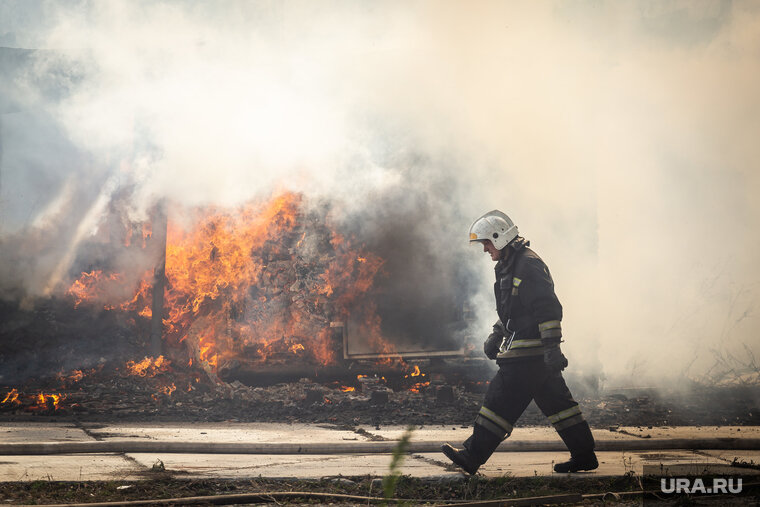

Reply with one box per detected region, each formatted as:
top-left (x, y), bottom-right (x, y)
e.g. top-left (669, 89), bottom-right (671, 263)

top-left (493, 237), bottom-right (563, 364)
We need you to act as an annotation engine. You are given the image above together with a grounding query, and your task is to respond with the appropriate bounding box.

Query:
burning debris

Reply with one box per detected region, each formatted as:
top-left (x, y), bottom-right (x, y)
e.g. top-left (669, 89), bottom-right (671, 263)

top-left (0, 389), bottom-right (19, 405)
top-left (63, 191), bottom-right (390, 379)
top-left (1, 388), bottom-right (65, 414)
top-left (0, 356), bottom-right (485, 425)
top-left (59, 369), bottom-right (85, 384)
top-left (1, 188), bottom-right (486, 422)
top-left (126, 356), bottom-right (171, 377)
top-left (3, 360), bottom-right (760, 428)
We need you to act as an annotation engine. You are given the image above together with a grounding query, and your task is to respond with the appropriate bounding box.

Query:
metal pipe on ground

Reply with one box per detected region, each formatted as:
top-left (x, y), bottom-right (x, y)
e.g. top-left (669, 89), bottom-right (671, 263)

top-left (20, 485), bottom-right (760, 507)
top-left (13, 491), bottom-right (587, 507)
top-left (2, 438), bottom-right (760, 455)
top-left (220, 359), bottom-right (492, 387)
top-left (14, 491), bottom-right (419, 507)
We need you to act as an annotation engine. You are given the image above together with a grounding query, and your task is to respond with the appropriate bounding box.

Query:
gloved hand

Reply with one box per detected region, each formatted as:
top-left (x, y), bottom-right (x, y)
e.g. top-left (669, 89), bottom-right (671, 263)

top-left (543, 344), bottom-right (568, 371)
top-left (483, 333), bottom-right (502, 360)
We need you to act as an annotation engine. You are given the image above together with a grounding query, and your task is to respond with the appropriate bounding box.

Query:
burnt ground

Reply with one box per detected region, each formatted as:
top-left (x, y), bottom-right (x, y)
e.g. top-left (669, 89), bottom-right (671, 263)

top-left (2, 362), bottom-right (760, 428)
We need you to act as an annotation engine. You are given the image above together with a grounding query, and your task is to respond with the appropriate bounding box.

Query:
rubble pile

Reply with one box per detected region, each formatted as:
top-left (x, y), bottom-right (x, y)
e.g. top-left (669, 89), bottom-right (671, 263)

top-left (2, 359), bottom-right (760, 428)
top-left (0, 364), bottom-right (483, 426)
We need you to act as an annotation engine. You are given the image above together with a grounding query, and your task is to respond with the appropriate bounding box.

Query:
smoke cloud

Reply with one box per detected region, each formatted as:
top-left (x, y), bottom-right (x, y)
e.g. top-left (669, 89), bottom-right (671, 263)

top-left (1, 1), bottom-right (759, 386)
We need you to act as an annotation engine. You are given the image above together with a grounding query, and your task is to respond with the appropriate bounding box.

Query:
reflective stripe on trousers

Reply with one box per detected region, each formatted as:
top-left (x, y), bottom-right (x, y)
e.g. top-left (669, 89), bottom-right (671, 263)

top-left (547, 404), bottom-right (586, 431)
top-left (475, 406), bottom-right (513, 440)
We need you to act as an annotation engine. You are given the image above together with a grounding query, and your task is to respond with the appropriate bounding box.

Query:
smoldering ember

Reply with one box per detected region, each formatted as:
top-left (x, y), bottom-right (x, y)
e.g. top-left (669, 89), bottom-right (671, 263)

top-left (1, 191), bottom-right (758, 429)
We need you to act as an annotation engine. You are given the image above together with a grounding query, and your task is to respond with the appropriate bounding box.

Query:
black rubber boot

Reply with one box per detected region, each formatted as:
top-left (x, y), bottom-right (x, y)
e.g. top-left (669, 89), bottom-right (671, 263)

top-left (553, 451), bottom-right (599, 473)
top-left (441, 443), bottom-right (480, 475)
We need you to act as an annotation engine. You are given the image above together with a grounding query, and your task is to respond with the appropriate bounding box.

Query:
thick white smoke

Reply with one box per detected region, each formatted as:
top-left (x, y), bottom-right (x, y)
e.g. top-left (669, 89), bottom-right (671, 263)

top-left (1, 0), bottom-right (758, 386)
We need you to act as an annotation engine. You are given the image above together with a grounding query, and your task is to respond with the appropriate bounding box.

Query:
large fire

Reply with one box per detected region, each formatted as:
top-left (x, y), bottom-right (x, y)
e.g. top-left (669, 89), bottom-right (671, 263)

top-left (66, 191), bottom-right (388, 376)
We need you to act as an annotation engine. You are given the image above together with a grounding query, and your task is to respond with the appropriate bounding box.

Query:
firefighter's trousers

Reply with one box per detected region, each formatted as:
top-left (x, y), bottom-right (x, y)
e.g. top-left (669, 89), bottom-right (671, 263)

top-left (463, 360), bottom-right (595, 465)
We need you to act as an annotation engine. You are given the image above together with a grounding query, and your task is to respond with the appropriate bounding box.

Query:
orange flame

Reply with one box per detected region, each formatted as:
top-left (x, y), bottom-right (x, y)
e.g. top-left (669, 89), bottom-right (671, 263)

top-left (1, 389), bottom-right (19, 405)
top-left (68, 270), bottom-right (153, 316)
top-left (160, 191), bottom-right (386, 372)
top-left (30, 393), bottom-right (65, 411)
top-left (126, 356), bottom-right (170, 377)
top-left (57, 369), bottom-right (84, 386)
top-left (68, 271), bottom-right (122, 308)
top-left (160, 383), bottom-right (177, 396)
top-left (289, 343), bottom-right (305, 354)
top-left (409, 382), bottom-right (430, 393)
top-left (405, 364), bottom-right (424, 379)
top-left (119, 276), bottom-right (153, 314)
top-left (340, 386), bottom-right (356, 392)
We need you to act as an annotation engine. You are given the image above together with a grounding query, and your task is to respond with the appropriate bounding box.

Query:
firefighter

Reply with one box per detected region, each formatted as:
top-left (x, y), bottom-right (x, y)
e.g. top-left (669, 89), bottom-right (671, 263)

top-left (441, 210), bottom-right (597, 474)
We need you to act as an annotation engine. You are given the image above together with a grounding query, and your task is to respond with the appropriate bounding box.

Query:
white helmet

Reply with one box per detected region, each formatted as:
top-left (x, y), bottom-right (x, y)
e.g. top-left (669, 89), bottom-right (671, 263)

top-left (468, 210), bottom-right (518, 250)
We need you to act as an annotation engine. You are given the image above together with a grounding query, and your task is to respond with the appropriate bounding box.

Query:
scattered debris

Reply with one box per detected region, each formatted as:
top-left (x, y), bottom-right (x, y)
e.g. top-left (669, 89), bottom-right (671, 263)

top-left (731, 458), bottom-right (760, 471)
top-left (151, 460), bottom-right (165, 473)
top-left (2, 363), bottom-right (760, 427)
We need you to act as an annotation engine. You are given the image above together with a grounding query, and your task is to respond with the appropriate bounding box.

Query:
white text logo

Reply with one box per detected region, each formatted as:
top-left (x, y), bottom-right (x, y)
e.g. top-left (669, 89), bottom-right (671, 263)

top-left (661, 478), bottom-right (742, 495)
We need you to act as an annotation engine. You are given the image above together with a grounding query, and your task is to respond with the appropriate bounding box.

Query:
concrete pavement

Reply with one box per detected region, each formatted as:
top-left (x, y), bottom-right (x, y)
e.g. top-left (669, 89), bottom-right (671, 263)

top-left (1, 422), bottom-right (759, 482)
